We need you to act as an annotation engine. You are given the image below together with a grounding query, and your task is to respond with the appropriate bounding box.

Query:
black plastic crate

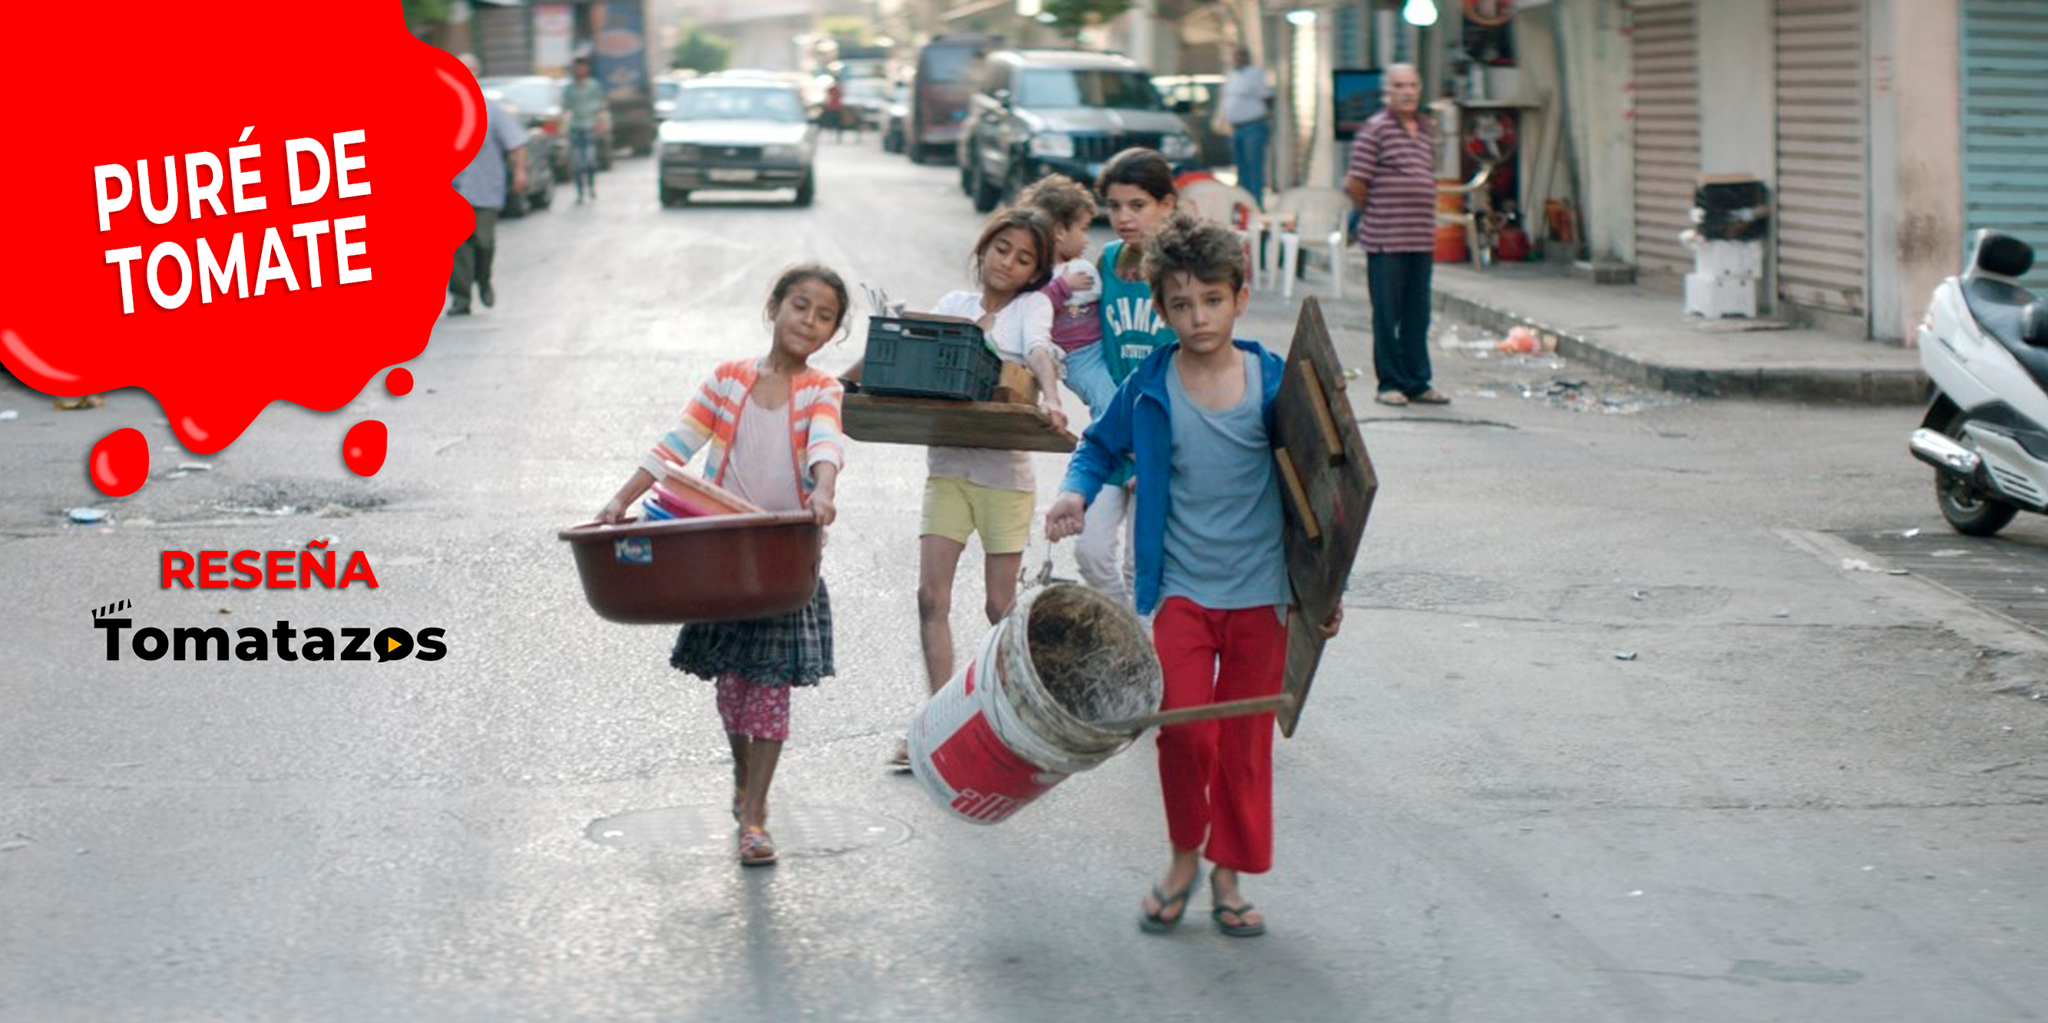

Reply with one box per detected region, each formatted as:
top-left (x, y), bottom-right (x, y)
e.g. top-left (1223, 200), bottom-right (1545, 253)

top-left (861, 316), bottom-right (1001, 401)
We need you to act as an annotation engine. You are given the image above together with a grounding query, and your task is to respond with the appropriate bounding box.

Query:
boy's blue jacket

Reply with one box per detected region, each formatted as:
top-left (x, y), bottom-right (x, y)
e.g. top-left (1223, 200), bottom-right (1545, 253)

top-left (1059, 338), bottom-right (1286, 616)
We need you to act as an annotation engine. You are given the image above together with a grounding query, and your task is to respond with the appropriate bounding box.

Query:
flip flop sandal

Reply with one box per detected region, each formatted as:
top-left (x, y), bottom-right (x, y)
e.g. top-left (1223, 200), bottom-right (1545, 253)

top-left (738, 826), bottom-right (777, 866)
top-left (1212, 902), bottom-right (1266, 938)
top-left (1139, 871), bottom-right (1201, 934)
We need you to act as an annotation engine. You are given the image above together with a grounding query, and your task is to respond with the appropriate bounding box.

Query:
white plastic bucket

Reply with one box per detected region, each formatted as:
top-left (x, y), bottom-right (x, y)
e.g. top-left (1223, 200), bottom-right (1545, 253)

top-left (908, 584), bottom-right (1162, 825)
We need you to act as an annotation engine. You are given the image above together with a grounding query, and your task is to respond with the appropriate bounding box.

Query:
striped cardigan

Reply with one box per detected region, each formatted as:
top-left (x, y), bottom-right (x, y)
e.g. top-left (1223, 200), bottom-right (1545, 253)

top-left (639, 358), bottom-right (846, 496)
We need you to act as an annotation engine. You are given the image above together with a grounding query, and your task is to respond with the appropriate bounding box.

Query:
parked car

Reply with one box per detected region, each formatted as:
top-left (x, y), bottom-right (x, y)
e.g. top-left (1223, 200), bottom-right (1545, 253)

top-left (1153, 73), bottom-right (1233, 169)
top-left (481, 75), bottom-right (570, 182)
top-left (656, 79), bottom-right (817, 207)
top-left (481, 88), bottom-right (556, 217)
top-left (909, 34), bottom-right (1000, 164)
top-left (958, 49), bottom-right (1198, 212)
top-left (881, 79), bottom-right (911, 153)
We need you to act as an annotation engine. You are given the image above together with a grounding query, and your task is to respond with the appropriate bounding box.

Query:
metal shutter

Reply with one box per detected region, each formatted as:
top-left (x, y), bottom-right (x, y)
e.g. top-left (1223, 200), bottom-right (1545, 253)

top-left (1775, 0), bottom-right (1869, 317)
top-left (1962, 0), bottom-right (2048, 292)
top-left (474, 5), bottom-right (532, 78)
top-left (1631, 0), bottom-right (1701, 277)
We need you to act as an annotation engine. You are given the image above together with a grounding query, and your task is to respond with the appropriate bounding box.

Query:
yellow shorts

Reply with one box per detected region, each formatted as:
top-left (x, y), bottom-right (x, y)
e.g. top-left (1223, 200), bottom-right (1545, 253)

top-left (921, 477), bottom-right (1034, 555)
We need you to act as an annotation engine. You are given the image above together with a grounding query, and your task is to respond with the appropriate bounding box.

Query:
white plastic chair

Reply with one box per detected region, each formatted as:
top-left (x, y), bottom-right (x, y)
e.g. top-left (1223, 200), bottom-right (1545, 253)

top-left (1178, 179), bottom-right (1263, 289)
top-left (1268, 187), bottom-right (1354, 300)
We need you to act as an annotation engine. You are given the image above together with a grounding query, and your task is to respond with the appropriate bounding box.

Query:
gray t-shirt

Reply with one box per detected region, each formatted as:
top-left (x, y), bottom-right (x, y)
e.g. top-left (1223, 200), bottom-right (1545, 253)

top-left (451, 95), bottom-right (527, 210)
top-left (1161, 350), bottom-right (1289, 611)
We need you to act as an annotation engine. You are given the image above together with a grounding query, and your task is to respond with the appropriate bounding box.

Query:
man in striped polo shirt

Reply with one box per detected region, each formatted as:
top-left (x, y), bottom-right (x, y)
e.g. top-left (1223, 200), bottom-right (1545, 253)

top-left (1343, 64), bottom-right (1450, 406)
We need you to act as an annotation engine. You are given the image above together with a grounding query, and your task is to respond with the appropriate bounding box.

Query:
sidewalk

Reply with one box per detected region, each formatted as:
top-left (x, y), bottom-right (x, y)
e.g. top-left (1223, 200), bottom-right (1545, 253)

top-left (1425, 262), bottom-right (1926, 404)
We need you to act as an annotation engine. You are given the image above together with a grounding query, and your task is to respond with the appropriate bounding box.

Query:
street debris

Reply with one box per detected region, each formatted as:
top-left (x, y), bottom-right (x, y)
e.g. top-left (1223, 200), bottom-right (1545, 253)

top-left (66, 507), bottom-right (108, 524)
top-left (1930, 549), bottom-right (1968, 558)
top-left (1901, 528), bottom-right (1921, 539)
top-left (1841, 558), bottom-right (1882, 573)
top-left (1631, 589), bottom-right (1650, 601)
top-left (177, 462), bottom-right (213, 472)
top-left (1496, 325), bottom-right (1558, 355)
top-left (1614, 651), bottom-right (1639, 661)
top-left (0, 410), bottom-right (18, 421)
top-left (1773, 609), bottom-right (1791, 619)
top-left (53, 395), bottom-right (104, 410)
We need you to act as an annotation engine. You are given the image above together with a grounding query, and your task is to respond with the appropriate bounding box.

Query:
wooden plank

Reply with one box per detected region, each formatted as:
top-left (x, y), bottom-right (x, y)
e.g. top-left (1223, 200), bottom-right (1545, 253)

top-left (842, 391), bottom-right (1077, 453)
top-left (1274, 448), bottom-right (1322, 543)
top-left (1300, 361), bottom-right (1344, 465)
top-left (990, 362), bottom-right (1040, 406)
top-left (1271, 298), bottom-right (1377, 737)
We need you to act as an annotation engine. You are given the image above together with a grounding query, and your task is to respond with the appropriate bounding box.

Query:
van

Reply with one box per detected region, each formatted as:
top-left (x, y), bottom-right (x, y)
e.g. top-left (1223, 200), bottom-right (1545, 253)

top-left (908, 34), bottom-right (1000, 164)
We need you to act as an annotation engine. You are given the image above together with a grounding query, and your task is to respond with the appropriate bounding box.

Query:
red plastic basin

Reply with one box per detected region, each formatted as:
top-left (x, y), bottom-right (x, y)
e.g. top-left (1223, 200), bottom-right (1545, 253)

top-left (559, 512), bottom-right (823, 624)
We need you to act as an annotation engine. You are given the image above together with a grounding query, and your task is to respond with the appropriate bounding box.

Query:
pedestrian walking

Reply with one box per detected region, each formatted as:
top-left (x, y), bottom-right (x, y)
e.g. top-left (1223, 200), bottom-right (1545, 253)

top-left (823, 79), bottom-right (853, 143)
top-left (1046, 213), bottom-right (1342, 939)
top-left (448, 54), bottom-right (529, 317)
top-left (1219, 47), bottom-right (1274, 210)
top-left (563, 56), bottom-right (605, 203)
top-left (874, 208), bottom-right (1067, 768)
top-left (1342, 63), bottom-right (1449, 406)
top-left (595, 264), bottom-right (852, 867)
top-left (1066, 149), bottom-right (1183, 608)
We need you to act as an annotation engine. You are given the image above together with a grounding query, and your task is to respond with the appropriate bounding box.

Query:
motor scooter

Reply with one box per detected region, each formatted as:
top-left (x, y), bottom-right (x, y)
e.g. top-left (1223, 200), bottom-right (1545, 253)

top-left (1908, 230), bottom-right (2048, 536)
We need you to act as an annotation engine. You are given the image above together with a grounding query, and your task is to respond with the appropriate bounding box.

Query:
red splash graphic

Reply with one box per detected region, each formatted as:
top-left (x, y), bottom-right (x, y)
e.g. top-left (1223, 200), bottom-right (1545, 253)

top-left (0, 8), bottom-right (479, 479)
top-left (385, 367), bottom-right (414, 396)
top-left (343, 420), bottom-right (389, 477)
top-left (90, 428), bottom-right (149, 496)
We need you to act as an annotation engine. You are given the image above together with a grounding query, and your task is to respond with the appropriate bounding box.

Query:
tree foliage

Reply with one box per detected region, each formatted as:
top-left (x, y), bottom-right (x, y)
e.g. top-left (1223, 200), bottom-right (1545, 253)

top-left (1041, 0), bottom-right (1133, 36)
top-left (820, 14), bottom-right (869, 44)
top-left (671, 21), bottom-right (733, 74)
top-left (400, 0), bottom-right (452, 26)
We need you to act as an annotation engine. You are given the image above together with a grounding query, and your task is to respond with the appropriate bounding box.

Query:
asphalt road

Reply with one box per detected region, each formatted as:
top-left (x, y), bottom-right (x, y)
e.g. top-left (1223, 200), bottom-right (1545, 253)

top-left (3, 139), bottom-right (2047, 1022)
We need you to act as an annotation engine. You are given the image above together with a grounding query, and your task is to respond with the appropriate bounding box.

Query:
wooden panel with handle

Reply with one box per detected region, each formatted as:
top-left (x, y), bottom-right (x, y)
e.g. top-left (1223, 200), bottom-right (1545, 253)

top-left (1269, 298), bottom-right (1378, 737)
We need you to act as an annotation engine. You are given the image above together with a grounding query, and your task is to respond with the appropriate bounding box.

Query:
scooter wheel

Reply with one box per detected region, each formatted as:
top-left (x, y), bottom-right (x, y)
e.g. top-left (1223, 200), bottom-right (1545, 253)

top-left (1934, 420), bottom-right (2018, 536)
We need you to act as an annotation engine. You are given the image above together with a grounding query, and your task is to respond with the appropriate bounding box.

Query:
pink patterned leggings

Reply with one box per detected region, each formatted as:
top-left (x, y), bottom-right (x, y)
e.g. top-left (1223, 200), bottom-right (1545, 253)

top-left (716, 675), bottom-right (791, 741)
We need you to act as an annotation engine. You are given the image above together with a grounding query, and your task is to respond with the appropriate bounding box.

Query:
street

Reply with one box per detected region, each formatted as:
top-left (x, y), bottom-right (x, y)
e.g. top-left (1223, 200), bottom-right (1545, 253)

top-left (4, 138), bottom-right (2048, 1022)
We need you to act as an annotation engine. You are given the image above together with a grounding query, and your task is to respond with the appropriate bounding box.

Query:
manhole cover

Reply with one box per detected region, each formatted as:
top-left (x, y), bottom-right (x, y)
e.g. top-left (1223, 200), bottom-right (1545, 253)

top-left (585, 804), bottom-right (911, 858)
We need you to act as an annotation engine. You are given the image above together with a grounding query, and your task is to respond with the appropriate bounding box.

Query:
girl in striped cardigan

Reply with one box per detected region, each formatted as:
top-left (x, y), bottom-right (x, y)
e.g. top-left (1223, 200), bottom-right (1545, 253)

top-left (597, 264), bottom-right (850, 867)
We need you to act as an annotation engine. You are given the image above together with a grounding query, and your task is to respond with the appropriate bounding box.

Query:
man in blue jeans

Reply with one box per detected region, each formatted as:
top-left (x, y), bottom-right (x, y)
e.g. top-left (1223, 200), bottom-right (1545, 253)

top-left (563, 57), bottom-right (604, 203)
top-left (1219, 47), bottom-right (1273, 209)
top-left (1342, 64), bottom-right (1449, 406)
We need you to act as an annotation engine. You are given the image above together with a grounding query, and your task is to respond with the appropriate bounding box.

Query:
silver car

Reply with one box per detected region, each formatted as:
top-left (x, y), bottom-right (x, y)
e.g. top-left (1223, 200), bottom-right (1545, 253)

top-left (658, 80), bottom-right (817, 207)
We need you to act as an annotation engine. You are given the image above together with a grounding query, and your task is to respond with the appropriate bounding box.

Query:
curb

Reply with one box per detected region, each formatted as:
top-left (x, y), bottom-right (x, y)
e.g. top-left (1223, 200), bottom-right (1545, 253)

top-left (1430, 288), bottom-right (1928, 405)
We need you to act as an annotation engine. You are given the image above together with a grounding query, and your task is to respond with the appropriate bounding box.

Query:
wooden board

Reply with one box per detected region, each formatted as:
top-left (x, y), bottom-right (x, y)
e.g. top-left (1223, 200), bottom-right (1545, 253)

top-left (1271, 297), bottom-right (1378, 737)
top-left (842, 391), bottom-right (1077, 453)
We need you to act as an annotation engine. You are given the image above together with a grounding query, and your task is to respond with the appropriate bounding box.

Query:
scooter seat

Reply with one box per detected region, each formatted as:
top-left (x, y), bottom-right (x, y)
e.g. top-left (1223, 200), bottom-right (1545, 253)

top-left (1965, 276), bottom-right (2048, 393)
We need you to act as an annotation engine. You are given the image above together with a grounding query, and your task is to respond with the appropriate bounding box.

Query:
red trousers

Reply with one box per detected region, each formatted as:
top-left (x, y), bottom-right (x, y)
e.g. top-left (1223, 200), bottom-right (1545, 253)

top-left (1151, 597), bottom-right (1288, 874)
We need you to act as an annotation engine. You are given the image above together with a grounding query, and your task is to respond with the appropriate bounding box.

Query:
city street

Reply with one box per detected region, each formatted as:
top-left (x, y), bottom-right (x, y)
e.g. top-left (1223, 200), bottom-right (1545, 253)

top-left (4, 139), bottom-right (2048, 1021)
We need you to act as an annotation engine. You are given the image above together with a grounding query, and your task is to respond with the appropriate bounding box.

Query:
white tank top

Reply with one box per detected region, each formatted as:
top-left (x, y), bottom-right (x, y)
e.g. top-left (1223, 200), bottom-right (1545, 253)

top-left (721, 394), bottom-right (804, 512)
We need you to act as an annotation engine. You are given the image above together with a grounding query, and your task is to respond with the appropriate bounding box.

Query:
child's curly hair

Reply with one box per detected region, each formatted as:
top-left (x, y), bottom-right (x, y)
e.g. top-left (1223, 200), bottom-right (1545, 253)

top-left (1142, 212), bottom-right (1249, 298)
top-left (1017, 173), bottom-right (1097, 227)
top-left (970, 207), bottom-right (1056, 293)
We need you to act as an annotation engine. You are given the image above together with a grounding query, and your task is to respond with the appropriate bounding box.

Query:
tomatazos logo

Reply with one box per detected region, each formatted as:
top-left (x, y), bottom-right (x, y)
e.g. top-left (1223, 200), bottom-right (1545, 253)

top-left (92, 599), bottom-right (446, 662)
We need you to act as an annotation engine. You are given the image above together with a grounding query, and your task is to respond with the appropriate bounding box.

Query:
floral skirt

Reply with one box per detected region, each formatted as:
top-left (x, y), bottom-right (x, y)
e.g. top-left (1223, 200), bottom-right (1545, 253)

top-left (669, 578), bottom-right (833, 687)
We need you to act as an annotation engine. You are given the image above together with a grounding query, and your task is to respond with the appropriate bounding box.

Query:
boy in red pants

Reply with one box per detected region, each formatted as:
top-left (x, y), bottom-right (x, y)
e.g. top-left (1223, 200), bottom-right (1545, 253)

top-left (1047, 213), bottom-right (1342, 938)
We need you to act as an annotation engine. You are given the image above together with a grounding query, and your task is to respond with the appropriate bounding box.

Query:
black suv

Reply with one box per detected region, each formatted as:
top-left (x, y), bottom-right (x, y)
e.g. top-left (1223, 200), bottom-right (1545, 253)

top-left (957, 50), bottom-right (1197, 213)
